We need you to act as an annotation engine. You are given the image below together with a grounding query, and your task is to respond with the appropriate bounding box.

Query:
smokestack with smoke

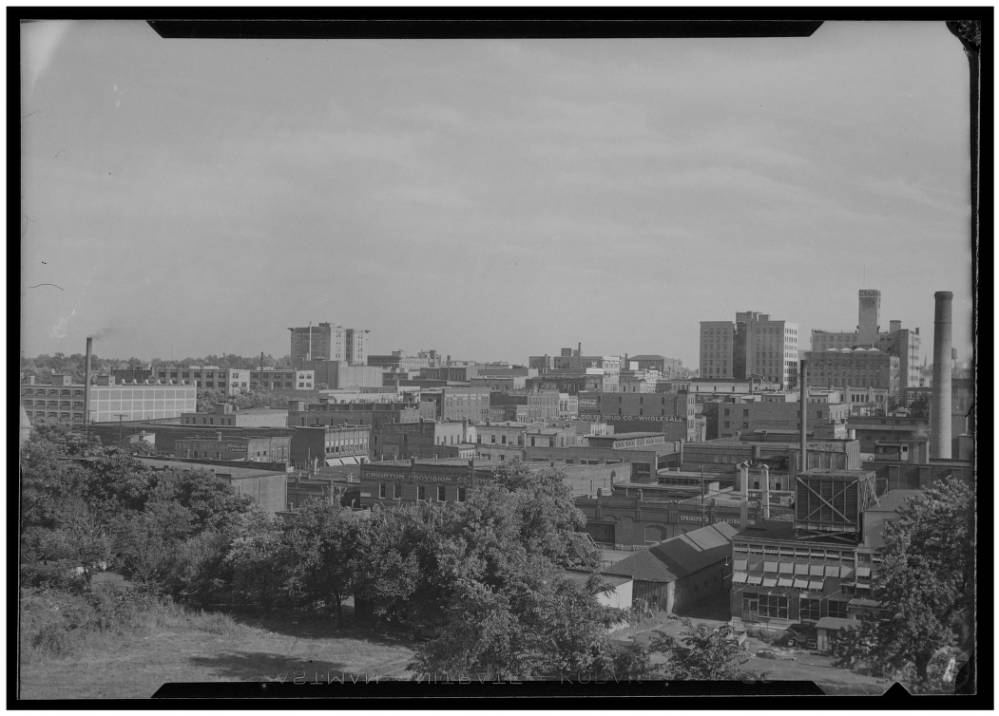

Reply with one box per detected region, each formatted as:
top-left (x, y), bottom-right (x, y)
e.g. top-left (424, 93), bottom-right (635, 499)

top-left (931, 291), bottom-right (953, 459)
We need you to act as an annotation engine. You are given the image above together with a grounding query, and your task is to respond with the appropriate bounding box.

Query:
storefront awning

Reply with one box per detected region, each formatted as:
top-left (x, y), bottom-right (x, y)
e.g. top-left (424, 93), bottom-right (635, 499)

top-left (732, 572), bottom-right (747, 584)
top-left (808, 579), bottom-right (824, 590)
top-left (762, 577), bottom-right (777, 588)
top-left (792, 578), bottom-right (809, 589)
top-left (777, 577), bottom-right (793, 587)
top-left (747, 574), bottom-right (763, 585)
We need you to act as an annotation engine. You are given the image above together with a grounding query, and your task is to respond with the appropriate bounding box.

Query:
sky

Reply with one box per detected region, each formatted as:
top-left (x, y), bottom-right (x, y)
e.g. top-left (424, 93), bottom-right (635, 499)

top-left (19, 20), bottom-right (975, 367)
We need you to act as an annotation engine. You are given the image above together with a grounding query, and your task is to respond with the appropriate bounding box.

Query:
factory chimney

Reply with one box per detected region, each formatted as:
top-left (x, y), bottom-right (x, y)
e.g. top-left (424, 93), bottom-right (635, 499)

top-left (931, 291), bottom-right (953, 459)
top-left (738, 461), bottom-right (749, 529)
top-left (84, 337), bottom-right (93, 429)
top-left (799, 359), bottom-right (807, 474)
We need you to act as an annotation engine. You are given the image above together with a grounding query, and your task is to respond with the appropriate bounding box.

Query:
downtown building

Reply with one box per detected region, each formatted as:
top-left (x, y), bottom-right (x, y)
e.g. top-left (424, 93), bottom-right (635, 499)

top-left (699, 312), bottom-right (799, 389)
top-left (810, 289), bottom-right (921, 389)
top-left (289, 322), bottom-right (369, 368)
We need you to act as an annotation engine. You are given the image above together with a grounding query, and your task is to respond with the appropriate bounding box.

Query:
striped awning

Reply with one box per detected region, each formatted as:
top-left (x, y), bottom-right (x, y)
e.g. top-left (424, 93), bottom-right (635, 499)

top-left (732, 572), bottom-right (748, 584)
top-left (808, 579), bottom-right (824, 590)
top-left (794, 563), bottom-right (809, 575)
top-left (762, 577), bottom-right (778, 588)
top-left (764, 561), bottom-right (778, 573)
top-left (809, 565), bottom-right (825, 576)
top-left (856, 567), bottom-right (871, 578)
top-left (779, 562), bottom-right (794, 574)
top-left (825, 565), bottom-right (841, 578)
top-left (793, 578), bottom-right (809, 589)
top-left (777, 576), bottom-right (793, 587)
top-left (747, 574), bottom-right (763, 585)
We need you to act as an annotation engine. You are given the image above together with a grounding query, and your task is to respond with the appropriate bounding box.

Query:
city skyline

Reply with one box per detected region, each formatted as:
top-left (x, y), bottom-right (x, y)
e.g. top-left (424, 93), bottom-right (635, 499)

top-left (20, 21), bottom-right (975, 367)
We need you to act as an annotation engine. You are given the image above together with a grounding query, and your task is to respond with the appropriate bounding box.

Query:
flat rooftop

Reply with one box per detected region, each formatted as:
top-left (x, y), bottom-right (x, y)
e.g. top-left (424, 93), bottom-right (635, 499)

top-left (134, 456), bottom-right (288, 480)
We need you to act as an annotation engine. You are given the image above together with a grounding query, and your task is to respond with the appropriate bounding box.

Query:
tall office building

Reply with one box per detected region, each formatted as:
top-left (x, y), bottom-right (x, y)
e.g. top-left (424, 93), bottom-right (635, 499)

top-left (290, 322), bottom-right (332, 367)
top-left (699, 312), bottom-right (799, 388)
top-left (328, 325), bottom-right (369, 364)
top-left (699, 322), bottom-right (736, 379)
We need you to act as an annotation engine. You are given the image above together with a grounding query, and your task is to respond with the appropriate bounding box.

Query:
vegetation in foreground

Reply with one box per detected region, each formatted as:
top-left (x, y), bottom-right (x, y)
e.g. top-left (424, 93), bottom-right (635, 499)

top-left (19, 425), bottom-right (973, 691)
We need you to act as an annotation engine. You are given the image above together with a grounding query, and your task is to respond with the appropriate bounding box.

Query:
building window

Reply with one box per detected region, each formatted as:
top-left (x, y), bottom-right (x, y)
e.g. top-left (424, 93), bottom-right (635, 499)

top-left (394, 483), bottom-right (402, 499)
top-left (457, 487), bottom-right (467, 502)
top-left (800, 598), bottom-right (821, 621)
top-left (379, 483), bottom-right (387, 499)
top-left (418, 485), bottom-right (426, 501)
top-left (437, 485), bottom-right (446, 502)
top-left (827, 600), bottom-right (848, 619)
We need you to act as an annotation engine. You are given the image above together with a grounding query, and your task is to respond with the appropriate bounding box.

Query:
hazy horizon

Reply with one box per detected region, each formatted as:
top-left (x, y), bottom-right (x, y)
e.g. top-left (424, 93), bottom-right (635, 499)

top-left (20, 21), bottom-right (976, 368)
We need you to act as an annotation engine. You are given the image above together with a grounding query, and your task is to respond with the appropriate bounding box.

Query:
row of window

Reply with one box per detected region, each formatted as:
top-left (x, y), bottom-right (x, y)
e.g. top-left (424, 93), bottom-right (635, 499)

top-left (377, 483), bottom-right (467, 502)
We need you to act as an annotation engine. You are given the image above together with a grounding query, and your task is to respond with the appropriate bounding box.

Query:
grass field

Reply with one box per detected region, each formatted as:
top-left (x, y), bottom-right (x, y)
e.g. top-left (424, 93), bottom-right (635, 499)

top-left (18, 609), bottom-right (416, 700)
top-left (19, 593), bottom-right (888, 700)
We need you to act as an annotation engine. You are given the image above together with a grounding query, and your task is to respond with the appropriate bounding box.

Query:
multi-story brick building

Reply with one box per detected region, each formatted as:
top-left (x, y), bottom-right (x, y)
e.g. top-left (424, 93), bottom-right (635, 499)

top-left (151, 364), bottom-right (243, 394)
top-left (290, 424), bottom-right (371, 469)
top-left (371, 419), bottom-right (475, 461)
top-left (174, 433), bottom-right (291, 463)
top-left (286, 398), bottom-right (421, 429)
top-left (713, 400), bottom-right (849, 440)
top-left (418, 387), bottom-right (490, 423)
top-left (354, 459), bottom-right (495, 508)
top-left (810, 290), bottom-right (922, 389)
top-left (181, 404), bottom-right (289, 428)
top-left (249, 368), bottom-right (315, 392)
top-left (805, 348), bottom-right (901, 397)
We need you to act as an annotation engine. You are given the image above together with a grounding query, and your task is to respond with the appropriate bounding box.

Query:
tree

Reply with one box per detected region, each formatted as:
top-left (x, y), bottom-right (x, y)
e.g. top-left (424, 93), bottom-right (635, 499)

top-left (280, 503), bottom-right (364, 628)
top-left (837, 475), bottom-right (974, 687)
top-left (649, 621), bottom-right (754, 680)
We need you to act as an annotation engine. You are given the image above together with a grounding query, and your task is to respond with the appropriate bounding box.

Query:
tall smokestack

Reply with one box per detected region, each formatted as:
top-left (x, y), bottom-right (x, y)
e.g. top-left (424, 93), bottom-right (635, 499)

top-left (84, 337), bottom-right (93, 429)
top-left (799, 360), bottom-right (807, 473)
top-left (738, 461), bottom-right (749, 529)
top-left (931, 291), bottom-right (953, 459)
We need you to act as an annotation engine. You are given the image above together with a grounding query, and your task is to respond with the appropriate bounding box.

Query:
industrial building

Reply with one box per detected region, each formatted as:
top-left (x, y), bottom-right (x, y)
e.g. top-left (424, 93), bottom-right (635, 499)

top-left (810, 289), bottom-right (922, 389)
top-left (20, 374), bottom-right (197, 426)
top-left (804, 348), bottom-right (901, 396)
top-left (600, 522), bottom-right (738, 613)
